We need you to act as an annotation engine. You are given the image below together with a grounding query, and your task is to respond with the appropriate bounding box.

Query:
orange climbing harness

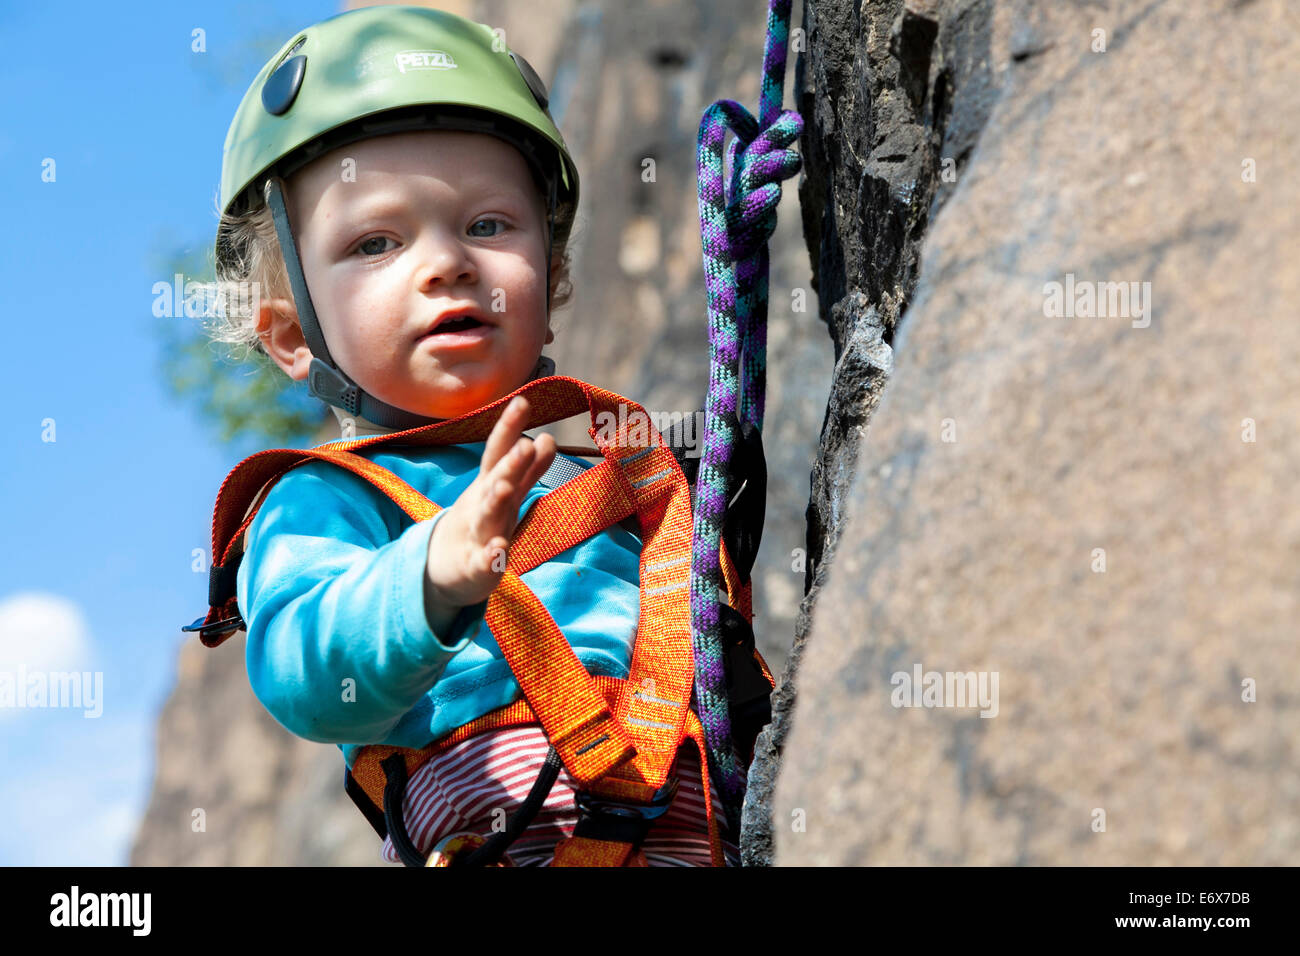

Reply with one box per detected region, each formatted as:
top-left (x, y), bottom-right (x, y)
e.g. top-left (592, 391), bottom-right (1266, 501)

top-left (186, 375), bottom-right (774, 867)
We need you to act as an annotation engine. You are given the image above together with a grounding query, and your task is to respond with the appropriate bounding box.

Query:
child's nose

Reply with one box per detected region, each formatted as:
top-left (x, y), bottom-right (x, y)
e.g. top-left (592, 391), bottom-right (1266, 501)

top-left (417, 233), bottom-right (477, 289)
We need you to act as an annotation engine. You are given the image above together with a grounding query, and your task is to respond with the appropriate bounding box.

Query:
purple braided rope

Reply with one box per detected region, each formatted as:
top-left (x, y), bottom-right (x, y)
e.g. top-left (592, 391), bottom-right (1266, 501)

top-left (691, 0), bottom-right (803, 841)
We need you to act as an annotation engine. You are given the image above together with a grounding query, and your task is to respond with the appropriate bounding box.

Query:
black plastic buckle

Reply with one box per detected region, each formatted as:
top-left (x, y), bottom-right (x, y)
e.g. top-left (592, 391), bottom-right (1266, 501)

top-left (722, 417), bottom-right (766, 583)
top-left (572, 777), bottom-right (679, 845)
top-left (207, 557), bottom-right (243, 609)
top-left (664, 410), bottom-right (705, 490)
top-left (180, 613), bottom-right (244, 640)
top-left (719, 605), bottom-right (772, 707)
top-left (720, 604), bottom-right (774, 766)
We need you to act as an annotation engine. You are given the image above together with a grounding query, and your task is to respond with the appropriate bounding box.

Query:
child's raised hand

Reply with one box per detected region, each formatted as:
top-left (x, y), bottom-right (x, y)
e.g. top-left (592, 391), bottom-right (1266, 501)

top-left (425, 395), bottom-right (557, 610)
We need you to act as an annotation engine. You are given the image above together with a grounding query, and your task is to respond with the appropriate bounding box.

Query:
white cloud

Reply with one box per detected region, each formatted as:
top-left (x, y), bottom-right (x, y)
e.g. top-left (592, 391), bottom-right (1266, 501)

top-left (0, 591), bottom-right (95, 723)
top-left (0, 591), bottom-right (93, 672)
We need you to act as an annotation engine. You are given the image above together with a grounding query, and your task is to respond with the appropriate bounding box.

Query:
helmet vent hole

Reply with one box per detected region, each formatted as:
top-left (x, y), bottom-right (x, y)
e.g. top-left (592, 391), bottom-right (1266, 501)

top-left (280, 36), bottom-right (307, 65)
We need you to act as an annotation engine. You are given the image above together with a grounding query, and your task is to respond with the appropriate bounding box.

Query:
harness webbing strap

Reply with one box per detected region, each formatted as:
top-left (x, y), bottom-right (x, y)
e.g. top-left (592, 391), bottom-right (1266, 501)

top-left (197, 378), bottom-right (649, 643)
top-left (350, 675), bottom-right (726, 867)
top-left (196, 446), bottom-right (441, 646)
top-left (289, 451), bottom-right (641, 787)
top-left (194, 375), bottom-right (757, 865)
top-left (593, 423), bottom-right (696, 791)
top-left (485, 561), bottom-right (638, 785)
top-left (508, 459), bottom-right (634, 573)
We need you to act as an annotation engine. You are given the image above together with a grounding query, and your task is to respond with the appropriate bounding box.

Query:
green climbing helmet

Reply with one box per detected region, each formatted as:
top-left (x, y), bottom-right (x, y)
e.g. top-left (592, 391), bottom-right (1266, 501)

top-left (218, 3), bottom-right (578, 228)
top-left (215, 4), bottom-right (580, 430)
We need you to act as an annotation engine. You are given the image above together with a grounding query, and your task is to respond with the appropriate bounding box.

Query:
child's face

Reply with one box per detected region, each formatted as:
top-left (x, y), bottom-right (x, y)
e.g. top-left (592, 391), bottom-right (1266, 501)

top-left (261, 129), bottom-right (555, 421)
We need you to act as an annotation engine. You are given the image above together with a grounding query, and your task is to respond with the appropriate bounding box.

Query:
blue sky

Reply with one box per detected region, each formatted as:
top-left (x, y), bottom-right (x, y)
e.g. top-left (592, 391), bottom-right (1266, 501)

top-left (0, 0), bottom-right (346, 866)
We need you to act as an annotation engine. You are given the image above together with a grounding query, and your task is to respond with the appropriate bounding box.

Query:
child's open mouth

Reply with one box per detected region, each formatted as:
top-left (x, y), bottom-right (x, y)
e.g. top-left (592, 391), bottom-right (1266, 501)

top-left (420, 315), bottom-right (492, 347)
top-left (429, 315), bottom-right (483, 334)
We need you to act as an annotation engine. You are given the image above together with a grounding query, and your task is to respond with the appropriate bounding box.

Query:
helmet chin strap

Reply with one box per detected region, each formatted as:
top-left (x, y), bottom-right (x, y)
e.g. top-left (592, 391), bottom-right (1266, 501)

top-left (263, 175), bottom-right (557, 432)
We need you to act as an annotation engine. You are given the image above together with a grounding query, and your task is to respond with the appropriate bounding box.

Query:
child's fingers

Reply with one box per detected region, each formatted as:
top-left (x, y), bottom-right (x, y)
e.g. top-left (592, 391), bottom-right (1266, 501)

top-left (479, 476), bottom-right (514, 521)
top-left (474, 406), bottom-right (556, 548)
top-left (495, 435), bottom-right (559, 539)
top-left (475, 473), bottom-right (522, 550)
top-left (481, 396), bottom-right (529, 475)
top-left (479, 435), bottom-right (552, 543)
top-left (494, 429), bottom-right (556, 506)
top-left (516, 433), bottom-right (556, 492)
top-left (533, 431), bottom-right (558, 462)
top-left (486, 428), bottom-right (538, 494)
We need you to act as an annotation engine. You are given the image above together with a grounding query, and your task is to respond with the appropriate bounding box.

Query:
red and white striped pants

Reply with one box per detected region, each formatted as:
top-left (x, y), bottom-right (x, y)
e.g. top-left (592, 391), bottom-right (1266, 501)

top-left (380, 724), bottom-right (742, 866)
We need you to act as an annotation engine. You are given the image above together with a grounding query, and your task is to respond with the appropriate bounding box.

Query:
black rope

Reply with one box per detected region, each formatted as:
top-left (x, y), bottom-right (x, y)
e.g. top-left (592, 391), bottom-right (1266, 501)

top-left (381, 753), bottom-right (428, 867)
top-left (451, 745), bottom-right (564, 867)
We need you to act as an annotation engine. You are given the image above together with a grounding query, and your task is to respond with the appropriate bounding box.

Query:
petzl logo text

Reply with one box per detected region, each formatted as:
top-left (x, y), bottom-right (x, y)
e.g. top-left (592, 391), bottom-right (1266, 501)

top-left (394, 49), bottom-right (458, 73)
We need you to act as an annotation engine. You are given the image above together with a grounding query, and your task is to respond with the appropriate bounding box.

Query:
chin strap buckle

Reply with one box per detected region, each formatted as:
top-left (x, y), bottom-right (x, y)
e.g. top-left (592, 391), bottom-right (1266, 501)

top-left (308, 358), bottom-right (361, 415)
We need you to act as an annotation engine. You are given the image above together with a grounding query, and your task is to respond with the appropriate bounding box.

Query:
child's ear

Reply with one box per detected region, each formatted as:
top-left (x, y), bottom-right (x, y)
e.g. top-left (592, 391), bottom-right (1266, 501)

top-left (257, 297), bottom-right (313, 381)
top-left (544, 324), bottom-right (555, 345)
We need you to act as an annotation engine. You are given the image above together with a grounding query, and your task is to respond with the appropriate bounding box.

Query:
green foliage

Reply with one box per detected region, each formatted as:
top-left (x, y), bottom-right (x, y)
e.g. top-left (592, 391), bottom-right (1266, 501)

top-left (153, 246), bottom-right (328, 457)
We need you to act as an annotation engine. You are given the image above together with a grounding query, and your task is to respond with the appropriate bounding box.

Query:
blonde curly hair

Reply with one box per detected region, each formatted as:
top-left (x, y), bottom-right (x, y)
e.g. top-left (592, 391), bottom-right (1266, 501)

top-left (205, 175), bottom-right (576, 362)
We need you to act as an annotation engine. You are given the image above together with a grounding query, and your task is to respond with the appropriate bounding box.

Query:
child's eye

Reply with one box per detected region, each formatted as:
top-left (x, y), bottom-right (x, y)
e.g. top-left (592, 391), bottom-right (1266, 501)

top-left (468, 218), bottom-right (508, 238)
top-left (355, 236), bottom-right (396, 257)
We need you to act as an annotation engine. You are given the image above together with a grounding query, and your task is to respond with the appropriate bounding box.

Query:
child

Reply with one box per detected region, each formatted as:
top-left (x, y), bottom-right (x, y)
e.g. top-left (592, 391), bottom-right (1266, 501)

top-left (206, 5), bottom-right (741, 866)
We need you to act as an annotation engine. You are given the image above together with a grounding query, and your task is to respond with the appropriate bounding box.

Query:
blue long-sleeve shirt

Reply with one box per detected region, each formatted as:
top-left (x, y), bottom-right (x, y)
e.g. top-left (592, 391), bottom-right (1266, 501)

top-left (236, 438), bottom-right (643, 770)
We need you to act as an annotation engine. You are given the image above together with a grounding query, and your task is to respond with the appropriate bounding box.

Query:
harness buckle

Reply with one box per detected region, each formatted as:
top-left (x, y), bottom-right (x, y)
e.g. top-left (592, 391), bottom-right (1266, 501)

top-left (572, 776), bottom-right (679, 846)
top-left (181, 613), bottom-right (245, 641)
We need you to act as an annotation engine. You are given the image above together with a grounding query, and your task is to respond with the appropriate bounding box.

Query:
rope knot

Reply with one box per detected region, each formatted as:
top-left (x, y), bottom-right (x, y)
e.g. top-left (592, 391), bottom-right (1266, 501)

top-left (724, 108), bottom-right (804, 261)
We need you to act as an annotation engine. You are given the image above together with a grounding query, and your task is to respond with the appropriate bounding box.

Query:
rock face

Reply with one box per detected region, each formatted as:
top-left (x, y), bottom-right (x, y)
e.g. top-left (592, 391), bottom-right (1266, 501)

top-left (138, 0), bottom-right (1298, 869)
top-left (770, 0), bottom-right (1300, 864)
top-left (133, 0), bottom-right (828, 866)
top-left (132, 630), bottom-right (385, 866)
